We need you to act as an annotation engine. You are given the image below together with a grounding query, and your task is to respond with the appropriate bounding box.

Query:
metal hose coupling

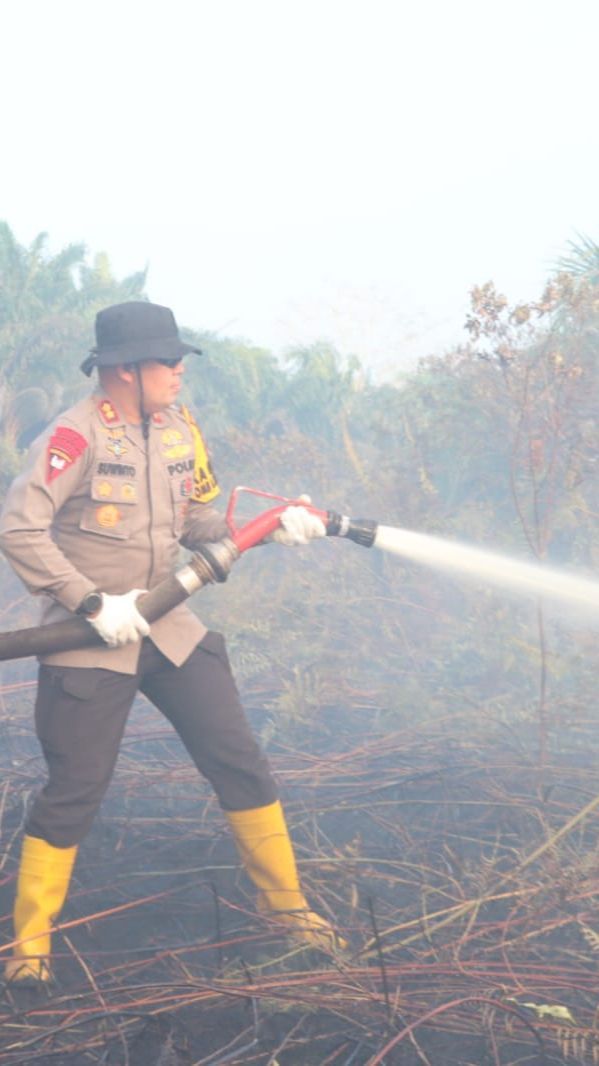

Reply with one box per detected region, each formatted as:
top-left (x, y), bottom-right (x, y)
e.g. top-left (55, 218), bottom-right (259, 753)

top-left (325, 512), bottom-right (378, 548)
top-left (175, 537), bottom-right (240, 596)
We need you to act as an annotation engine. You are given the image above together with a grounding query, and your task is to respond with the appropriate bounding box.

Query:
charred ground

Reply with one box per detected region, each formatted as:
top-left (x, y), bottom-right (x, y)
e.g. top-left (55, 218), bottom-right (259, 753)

top-left (1, 665), bottom-right (598, 1066)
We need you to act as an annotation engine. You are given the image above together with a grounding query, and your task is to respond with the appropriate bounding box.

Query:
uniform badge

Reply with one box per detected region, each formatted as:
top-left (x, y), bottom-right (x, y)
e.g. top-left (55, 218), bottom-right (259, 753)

top-left (164, 443), bottom-right (191, 460)
top-left (161, 429), bottom-right (183, 447)
top-left (97, 399), bottom-right (122, 426)
top-left (162, 428), bottom-right (191, 460)
top-left (97, 461), bottom-right (136, 478)
top-left (121, 483), bottom-right (137, 502)
top-left (105, 431), bottom-right (128, 458)
top-left (96, 504), bottom-right (120, 528)
top-left (97, 481), bottom-right (113, 498)
top-left (46, 427), bottom-right (88, 483)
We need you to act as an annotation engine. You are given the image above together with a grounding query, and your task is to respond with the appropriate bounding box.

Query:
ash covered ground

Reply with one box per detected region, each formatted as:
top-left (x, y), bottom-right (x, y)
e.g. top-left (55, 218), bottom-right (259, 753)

top-left (1, 673), bottom-right (598, 1065)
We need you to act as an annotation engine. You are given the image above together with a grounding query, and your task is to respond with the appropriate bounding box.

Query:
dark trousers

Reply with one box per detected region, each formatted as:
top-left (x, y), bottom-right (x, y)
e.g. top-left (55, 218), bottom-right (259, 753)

top-left (27, 632), bottom-right (278, 848)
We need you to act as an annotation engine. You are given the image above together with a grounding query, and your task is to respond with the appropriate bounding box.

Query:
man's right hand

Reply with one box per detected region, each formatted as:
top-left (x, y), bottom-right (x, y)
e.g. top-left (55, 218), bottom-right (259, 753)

top-left (87, 590), bottom-right (150, 647)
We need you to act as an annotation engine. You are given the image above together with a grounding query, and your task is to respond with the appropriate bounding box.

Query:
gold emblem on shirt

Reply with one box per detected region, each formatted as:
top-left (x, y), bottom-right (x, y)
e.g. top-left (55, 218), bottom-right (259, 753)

top-left (96, 504), bottom-right (120, 528)
top-left (104, 430), bottom-right (128, 458)
top-left (162, 428), bottom-right (183, 446)
top-left (164, 443), bottom-right (191, 459)
top-left (97, 399), bottom-right (121, 425)
top-left (121, 483), bottom-right (137, 502)
top-left (161, 428), bottom-right (190, 460)
top-left (97, 481), bottom-right (113, 498)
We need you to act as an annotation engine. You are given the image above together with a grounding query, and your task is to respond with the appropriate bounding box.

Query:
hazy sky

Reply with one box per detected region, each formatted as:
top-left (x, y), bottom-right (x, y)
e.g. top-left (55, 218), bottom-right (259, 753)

top-left (3, 0), bottom-right (598, 377)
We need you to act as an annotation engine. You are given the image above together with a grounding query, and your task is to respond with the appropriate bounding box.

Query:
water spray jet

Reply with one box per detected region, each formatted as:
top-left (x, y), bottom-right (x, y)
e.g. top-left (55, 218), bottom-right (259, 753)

top-left (373, 525), bottom-right (599, 613)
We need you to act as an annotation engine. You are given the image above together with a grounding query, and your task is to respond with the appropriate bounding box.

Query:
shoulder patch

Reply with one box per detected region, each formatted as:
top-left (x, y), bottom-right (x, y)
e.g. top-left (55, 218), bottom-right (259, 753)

top-left (47, 427), bottom-right (88, 482)
top-left (180, 405), bottom-right (220, 503)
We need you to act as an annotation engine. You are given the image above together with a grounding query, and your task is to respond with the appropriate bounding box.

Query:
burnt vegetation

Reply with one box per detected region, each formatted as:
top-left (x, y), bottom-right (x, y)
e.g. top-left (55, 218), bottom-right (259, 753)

top-left (0, 224), bottom-right (598, 1063)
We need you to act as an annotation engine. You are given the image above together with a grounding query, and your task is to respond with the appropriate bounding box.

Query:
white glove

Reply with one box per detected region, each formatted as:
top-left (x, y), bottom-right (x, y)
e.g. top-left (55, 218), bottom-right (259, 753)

top-left (271, 496), bottom-right (327, 547)
top-left (88, 590), bottom-right (150, 647)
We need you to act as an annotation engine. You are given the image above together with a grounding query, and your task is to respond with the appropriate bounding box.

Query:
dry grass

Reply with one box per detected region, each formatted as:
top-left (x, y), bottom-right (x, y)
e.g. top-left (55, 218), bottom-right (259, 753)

top-left (0, 670), bottom-right (598, 1066)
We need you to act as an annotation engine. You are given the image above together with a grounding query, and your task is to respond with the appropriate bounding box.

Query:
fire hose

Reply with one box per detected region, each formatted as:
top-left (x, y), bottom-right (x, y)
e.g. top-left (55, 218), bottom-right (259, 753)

top-left (0, 487), bottom-right (377, 662)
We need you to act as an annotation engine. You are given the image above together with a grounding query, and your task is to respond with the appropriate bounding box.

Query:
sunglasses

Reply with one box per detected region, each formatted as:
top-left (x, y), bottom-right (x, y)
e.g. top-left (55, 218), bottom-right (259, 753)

top-left (156, 356), bottom-right (184, 368)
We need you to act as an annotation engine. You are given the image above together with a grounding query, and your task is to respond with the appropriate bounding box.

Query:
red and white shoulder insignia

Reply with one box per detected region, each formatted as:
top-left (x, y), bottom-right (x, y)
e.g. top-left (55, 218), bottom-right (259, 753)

top-left (97, 398), bottom-right (123, 426)
top-left (47, 427), bottom-right (88, 482)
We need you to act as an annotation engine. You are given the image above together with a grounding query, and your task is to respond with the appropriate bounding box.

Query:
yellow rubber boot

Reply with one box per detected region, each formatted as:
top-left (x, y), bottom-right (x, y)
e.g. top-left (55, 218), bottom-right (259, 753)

top-left (5, 835), bottom-right (78, 983)
top-left (225, 800), bottom-right (346, 952)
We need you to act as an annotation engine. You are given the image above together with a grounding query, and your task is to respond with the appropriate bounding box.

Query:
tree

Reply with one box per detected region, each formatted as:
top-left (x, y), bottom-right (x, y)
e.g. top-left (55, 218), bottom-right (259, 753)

top-left (557, 233), bottom-right (599, 285)
top-left (0, 223), bottom-right (146, 480)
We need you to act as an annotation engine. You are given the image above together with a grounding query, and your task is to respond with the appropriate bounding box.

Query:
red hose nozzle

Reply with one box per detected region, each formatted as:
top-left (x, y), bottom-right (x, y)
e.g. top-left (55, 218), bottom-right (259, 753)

top-left (225, 487), bottom-right (378, 552)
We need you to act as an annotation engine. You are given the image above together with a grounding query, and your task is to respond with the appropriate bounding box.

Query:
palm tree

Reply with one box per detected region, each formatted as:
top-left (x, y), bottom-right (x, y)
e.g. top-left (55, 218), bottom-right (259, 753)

top-left (0, 222), bottom-right (147, 469)
top-left (557, 234), bottom-right (599, 284)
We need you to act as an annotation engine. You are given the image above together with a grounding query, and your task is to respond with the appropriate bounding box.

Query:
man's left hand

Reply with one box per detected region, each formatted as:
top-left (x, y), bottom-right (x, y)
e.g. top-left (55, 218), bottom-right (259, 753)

top-left (271, 496), bottom-right (326, 547)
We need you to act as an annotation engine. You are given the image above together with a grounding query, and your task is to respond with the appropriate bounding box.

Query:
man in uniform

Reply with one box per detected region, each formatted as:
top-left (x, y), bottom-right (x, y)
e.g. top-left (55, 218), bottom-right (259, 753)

top-left (0, 301), bottom-right (341, 983)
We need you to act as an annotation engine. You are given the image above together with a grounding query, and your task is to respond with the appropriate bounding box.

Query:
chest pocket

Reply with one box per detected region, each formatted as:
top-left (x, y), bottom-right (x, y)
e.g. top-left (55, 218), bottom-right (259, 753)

top-left (79, 476), bottom-right (139, 540)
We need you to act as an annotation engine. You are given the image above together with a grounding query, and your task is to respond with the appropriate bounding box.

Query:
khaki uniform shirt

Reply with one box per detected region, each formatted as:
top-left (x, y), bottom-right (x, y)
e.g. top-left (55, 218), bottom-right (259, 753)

top-left (0, 391), bottom-right (228, 674)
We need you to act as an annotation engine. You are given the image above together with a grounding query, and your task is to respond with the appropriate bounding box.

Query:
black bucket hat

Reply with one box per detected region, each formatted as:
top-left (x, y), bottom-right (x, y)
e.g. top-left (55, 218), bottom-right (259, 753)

top-left (81, 301), bottom-right (202, 376)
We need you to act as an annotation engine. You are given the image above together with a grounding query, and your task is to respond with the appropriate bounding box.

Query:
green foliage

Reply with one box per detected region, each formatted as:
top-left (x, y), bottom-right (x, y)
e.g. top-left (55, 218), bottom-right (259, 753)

top-left (556, 233), bottom-right (599, 284)
top-left (0, 434), bottom-right (21, 493)
top-left (0, 221), bottom-right (147, 457)
top-left (181, 332), bottom-right (284, 436)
